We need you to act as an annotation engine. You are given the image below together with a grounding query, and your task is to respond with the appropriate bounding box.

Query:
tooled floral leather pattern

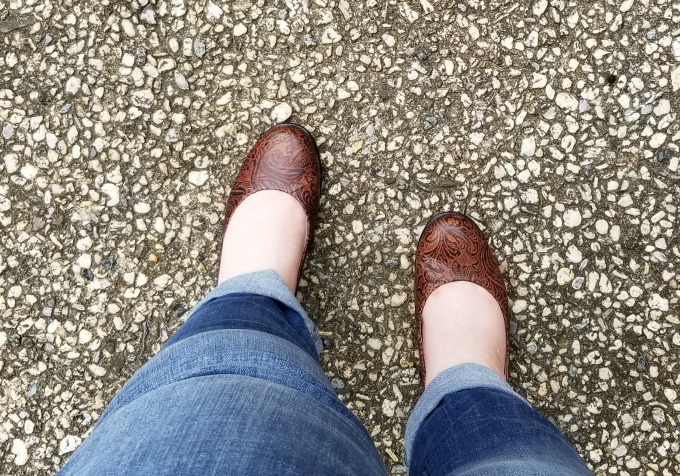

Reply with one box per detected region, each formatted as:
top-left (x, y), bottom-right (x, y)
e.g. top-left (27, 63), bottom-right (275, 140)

top-left (415, 212), bottom-right (510, 380)
top-left (224, 124), bottom-right (321, 228)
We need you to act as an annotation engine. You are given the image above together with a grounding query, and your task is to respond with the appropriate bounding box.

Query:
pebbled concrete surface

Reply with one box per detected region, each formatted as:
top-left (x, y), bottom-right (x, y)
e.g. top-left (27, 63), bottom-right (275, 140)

top-left (1, 0), bottom-right (679, 474)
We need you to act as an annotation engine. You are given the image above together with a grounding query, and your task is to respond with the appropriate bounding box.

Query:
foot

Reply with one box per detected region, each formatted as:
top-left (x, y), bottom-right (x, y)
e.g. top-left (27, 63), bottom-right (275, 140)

top-left (422, 282), bottom-right (506, 386)
top-left (217, 124), bottom-right (321, 293)
top-left (218, 190), bottom-right (308, 292)
top-left (414, 213), bottom-right (510, 386)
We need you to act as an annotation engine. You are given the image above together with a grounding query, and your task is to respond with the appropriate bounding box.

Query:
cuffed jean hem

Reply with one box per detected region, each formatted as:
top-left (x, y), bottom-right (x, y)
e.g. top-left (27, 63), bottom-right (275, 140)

top-left (404, 363), bottom-right (518, 466)
top-left (188, 269), bottom-right (323, 356)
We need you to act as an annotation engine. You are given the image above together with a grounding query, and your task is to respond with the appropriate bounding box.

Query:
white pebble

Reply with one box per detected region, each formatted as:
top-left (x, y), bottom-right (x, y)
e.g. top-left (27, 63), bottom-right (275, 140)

top-left (233, 23), bottom-right (247, 37)
top-left (101, 183), bottom-right (120, 206)
top-left (649, 133), bottom-right (666, 149)
top-left (531, 72), bottom-right (547, 89)
top-left (89, 364), bottom-right (106, 377)
top-left (20, 164), bottom-right (38, 179)
top-left (205, 1), bottom-right (223, 21)
top-left (566, 245), bottom-right (582, 263)
top-left (78, 329), bottom-right (93, 344)
top-left (520, 137), bottom-right (536, 157)
top-left (367, 338), bottom-right (382, 350)
top-left (595, 219), bottom-right (609, 234)
top-left (533, 0), bottom-right (548, 16)
top-left (134, 202), bottom-right (151, 214)
top-left (653, 99), bottom-right (671, 116)
top-left (649, 293), bottom-right (669, 312)
top-left (3, 153), bottom-right (19, 174)
top-left (671, 66), bottom-right (680, 92)
top-left (76, 254), bottom-right (92, 269)
top-left (390, 291), bottom-right (407, 307)
top-left (59, 435), bottom-right (82, 455)
top-left (619, 0), bottom-right (634, 12)
top-left (271, 102), bottom-right (292, 123)
top-left (11, 439), bottom-right (28, 465)
top-left (154, 274), bottom-right (172, 288)
top-left (563, 209), bottom-right (582, 228)
top-left (154, 217), bottom-right (166, 233)
top-left (65, 76), bottom-right (81, 95)
top-left (555, 92), bottom-right (578, 111)
top-left (321, 27), bottom-right (342, 44)
top-left (188, 170), bottom-right (209, 186)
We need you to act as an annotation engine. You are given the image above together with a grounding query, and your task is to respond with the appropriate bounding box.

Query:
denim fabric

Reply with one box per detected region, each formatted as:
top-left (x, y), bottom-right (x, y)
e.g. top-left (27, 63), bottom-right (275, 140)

top-left (164, 293), bottom-right (318, 359)
top-left (58, 270), bottom-right (590, 476)
top-left (406, 364), bottom-right (592, 476)
top-left (187, 269), bottom-right (323, 355)
top-left (58, 330), bottom-right (386, 475)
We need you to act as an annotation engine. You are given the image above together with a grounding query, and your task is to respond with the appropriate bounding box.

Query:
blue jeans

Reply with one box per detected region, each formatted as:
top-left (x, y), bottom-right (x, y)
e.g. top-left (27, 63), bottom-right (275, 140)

top-left (58, 270), bottom-right (591, 475)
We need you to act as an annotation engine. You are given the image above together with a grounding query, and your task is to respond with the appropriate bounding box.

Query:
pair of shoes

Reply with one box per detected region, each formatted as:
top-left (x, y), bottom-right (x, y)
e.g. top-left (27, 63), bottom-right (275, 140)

top-left (223, 123), bottom-right (509, 381)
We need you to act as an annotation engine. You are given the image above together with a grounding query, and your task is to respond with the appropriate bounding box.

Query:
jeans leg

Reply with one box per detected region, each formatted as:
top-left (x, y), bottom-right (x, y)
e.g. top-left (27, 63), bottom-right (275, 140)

top-left (405, 364), bottom-right (592, 476)
top-left (57, 270), bottom-right (386, 476)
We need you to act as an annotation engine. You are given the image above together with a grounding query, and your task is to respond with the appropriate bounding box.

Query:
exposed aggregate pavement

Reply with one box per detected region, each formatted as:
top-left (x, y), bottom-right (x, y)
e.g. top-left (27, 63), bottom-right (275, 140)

top-left (1, 0), bottom-right (680, 474)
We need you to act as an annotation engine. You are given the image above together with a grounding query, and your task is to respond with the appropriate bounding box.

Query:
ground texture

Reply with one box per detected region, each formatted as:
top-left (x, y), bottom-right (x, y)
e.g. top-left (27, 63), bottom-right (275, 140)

top-left (1, 0), bottom-right (679, 474)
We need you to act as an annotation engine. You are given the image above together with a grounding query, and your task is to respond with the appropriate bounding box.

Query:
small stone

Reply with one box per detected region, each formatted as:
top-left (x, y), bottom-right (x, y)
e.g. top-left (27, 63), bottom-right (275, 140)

top-left (21, 164), bottom-right (38, 180)
top-left (563, 209), bottom-right (582, 228)
top-left (135, 47), bottom-right (146, 66)
top-left (649, 133), bottom-right (666, 149)
top-left (533, 0), bottom-right (548, 15)
top-left (653, 99), bottom-right (671, 116)
top-left (4, 153), bottom-right (19, 173)
top-left (664, 388), bottom-right (677, 402)
top-left (65, 76), bottom-right (81, 95)
top-left (555, 92), bottom-right (578, 111)
top-left (193, 39), bottom-right (206, 58)
top-left (648, 293), bottom-right (669, 311)
top-left (2, 123), bottom-right (14, 140)
top-left (134, 202), bottom-right (151, 214)
top-left (672, 66), bottom-right (680, 92)
top-left (531, 73), bottom-right (547, 89)
top-left (101, 183), bottom-right (120, 207)
top-left (390, 291), bottom-right (407, 307)
top-left (11, 439), bottom-right (28, 465)
top-left (619, 0), bottom-right (634, 12)
top-left (321, 27), bottom-right (342, 44)
top-left (271, 102), bottom-right (292, 123)
top-left (188, 170), bottom-right (209, 186)
top-left (520, 137), bottom-right (536, 157)
top-left (233, 23), bottom-right (247, 37)
top-left (58, 435), bottom-right (82, 455)
top-left (330, 378), bottom-right (345, 390)
top-left (566, 245), bottom-right (582, 263)
top-left (174, 71), bottom-right (189, 90)
top-left (130, 89), bottom-right (155, 108)
top-left (76, 254), bottom-right (92, 269)
top-left (572, 277), bottom-right (585, 290)
top-left (78, 329), bottom-right (93, 344)
top-left (158, 58), bottom-right (176, 73)
top-left (205, 1), bottom-right (223, 21)
top-left (154, 274), bottom-right (172, 288)
top-left (423, 116), bottom-right (438, 130)
top-left (170, 0), bottom-right (186, 17)
top-left (367, 338), bottom-right (383, 350)
top-left (527, 342), bottom-right (538, 354)
top-left (139, 5), bottom-right (156, 24)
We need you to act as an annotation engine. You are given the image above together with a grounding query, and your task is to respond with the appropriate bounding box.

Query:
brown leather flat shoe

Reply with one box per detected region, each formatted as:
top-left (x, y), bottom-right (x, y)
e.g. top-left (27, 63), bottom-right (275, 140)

top-left (414, 212), bottom-right (510, 381)
top-left (222, 123), bottom-right (321, 287)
